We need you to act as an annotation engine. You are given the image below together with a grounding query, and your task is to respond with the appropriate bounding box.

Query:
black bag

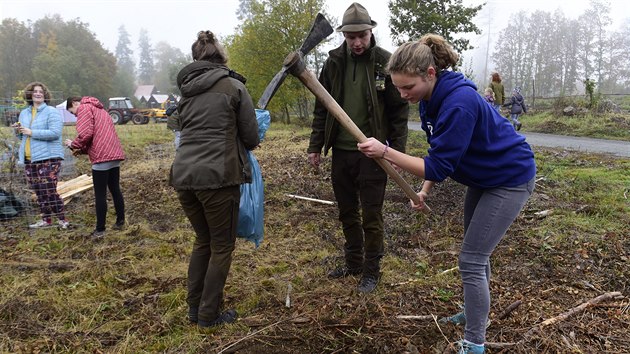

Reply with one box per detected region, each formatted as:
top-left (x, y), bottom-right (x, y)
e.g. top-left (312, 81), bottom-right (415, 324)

top-left (0, 188), bottom-right (23, 220)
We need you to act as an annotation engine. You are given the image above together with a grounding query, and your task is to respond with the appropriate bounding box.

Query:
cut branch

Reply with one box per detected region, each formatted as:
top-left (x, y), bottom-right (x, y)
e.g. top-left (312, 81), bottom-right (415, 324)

top-left (498, 300), bottom-right (522, 320)
top-left (286, 194), bottom-right (335, 205)
top-left (522, 291), bottom-right (623, 339)
top-left (396, 315), bottom-right (435, 320)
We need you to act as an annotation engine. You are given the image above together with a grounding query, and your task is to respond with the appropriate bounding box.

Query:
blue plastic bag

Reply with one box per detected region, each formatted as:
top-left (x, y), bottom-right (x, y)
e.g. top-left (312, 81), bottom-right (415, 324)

top-left (237, 151), bottom-right (264, 247)
top-left (237, 109), bottom-right (269, 247)
top-left (255, 109), bottom-right (271, 141)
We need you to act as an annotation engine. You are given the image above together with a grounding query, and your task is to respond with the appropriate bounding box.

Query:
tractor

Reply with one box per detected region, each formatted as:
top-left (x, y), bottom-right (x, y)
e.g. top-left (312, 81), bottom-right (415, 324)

top-left (107, 97), bottom-right (147, 125)
top-left (137, 107), bottom-right (168, 123)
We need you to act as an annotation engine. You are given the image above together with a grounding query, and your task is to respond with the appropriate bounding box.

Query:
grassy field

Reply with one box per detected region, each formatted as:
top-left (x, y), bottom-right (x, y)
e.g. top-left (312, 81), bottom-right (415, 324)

top-left (405, 100), bottom-right (630, 141)
top-left (0, 122), bottom-right (629, 353)
top-left (518, 111), bottom-right (630, 141)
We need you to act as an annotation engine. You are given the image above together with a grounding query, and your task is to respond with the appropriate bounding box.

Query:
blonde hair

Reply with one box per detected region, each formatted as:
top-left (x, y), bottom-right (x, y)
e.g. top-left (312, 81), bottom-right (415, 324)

top-left (484, 87), bottom-right (493, 95)
top-left (387, 34), bottom-right (459, 77)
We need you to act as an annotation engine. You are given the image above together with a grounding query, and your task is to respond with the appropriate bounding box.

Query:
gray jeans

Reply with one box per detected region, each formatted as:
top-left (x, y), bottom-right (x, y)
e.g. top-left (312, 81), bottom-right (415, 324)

top-left (460, 177), bottom-right (535, 344)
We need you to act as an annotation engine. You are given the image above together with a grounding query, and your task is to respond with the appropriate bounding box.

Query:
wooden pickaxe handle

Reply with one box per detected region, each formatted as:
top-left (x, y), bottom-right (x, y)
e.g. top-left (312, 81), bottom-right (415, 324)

top-left (286, 53), bottom-right (430, 212)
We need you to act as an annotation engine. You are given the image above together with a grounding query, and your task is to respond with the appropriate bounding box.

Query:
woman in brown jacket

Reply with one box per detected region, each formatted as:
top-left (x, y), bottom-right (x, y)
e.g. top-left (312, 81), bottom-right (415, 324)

top-left (171, 30), bottom-right (259, 328)
top-left (488, 72), bottom-right (505, 111)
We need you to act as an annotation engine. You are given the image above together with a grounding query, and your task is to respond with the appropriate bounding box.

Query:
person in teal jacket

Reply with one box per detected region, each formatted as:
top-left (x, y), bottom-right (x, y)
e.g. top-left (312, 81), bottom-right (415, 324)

top-left (12, 82), bottom-right (68, 229)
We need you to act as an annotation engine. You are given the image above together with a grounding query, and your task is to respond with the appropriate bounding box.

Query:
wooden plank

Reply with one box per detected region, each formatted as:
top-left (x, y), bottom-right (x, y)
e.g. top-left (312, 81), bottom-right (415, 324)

top-left (60, 184), bottom-right (93, 200)
top-left (57, 174), bottom-right (92, 195)
top-left (57, 174), bottom-right (91, 189)
top-left (58, 177), bottom-right (92, 194)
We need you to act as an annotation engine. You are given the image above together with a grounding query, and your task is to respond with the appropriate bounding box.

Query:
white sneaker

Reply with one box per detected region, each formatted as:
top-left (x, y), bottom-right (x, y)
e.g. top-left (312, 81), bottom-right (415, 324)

top-left (58, 220), bottom-right (70, 229)
top-left (29, 219), bottom-right (52, 229)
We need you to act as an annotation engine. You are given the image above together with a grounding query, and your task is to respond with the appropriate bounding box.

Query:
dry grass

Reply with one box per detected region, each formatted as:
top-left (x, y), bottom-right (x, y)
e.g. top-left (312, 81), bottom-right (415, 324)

top-left (1, 123), bottom-right (629, 353)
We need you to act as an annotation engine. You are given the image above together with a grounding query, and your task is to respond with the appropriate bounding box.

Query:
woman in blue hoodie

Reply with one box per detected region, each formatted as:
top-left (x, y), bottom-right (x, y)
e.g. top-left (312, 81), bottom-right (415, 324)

top-left (358, 34), bottom-right (536, 354)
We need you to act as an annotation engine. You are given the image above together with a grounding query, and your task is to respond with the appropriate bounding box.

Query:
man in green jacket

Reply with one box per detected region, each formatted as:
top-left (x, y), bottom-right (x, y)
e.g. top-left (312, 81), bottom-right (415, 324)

top-left (307, 2), bottom-right (409, 293)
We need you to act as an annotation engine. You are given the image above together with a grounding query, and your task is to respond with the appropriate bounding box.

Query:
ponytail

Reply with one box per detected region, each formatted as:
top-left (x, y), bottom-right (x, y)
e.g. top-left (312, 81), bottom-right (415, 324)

top-left (387, 33), bottom-right (459, 77)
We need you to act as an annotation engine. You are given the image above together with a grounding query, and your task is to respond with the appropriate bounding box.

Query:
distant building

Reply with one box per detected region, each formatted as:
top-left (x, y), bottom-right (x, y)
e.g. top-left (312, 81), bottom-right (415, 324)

top-left (134, 85), bottom-right (178, 108)
top-left (134, 85), bottom-right (156, 105)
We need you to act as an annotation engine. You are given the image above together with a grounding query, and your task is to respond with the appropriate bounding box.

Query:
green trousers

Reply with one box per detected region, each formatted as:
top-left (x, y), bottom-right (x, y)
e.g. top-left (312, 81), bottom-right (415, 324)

top-left (177, 186), bottom-right (239, 322)
top-left (331, 149), bottom-right (387, 277)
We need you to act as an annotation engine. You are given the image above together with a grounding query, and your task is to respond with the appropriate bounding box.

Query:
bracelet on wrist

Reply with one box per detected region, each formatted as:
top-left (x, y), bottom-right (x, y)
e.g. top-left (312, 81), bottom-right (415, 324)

top-left (381, 143), bottom-right (389, 158)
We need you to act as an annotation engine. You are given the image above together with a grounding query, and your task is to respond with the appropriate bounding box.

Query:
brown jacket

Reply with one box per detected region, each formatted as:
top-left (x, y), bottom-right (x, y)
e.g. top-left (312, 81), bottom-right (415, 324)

top-left (170, 61), bottom-right (259, 190)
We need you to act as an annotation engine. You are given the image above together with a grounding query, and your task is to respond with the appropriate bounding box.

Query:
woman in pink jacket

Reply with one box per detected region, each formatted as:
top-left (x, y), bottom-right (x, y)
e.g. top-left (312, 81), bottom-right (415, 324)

top-left (65, 96), bottom-right (126, 238)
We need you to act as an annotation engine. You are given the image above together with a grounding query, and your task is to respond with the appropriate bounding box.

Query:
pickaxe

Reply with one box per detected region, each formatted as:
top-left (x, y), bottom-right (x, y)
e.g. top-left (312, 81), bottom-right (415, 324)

top-left (258, 13), bottom-right (430, 212)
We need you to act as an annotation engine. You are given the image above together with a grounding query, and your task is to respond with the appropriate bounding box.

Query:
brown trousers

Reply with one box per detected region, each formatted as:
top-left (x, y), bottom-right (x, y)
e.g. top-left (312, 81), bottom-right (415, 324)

top-left (177, 186), bottom-right (239, 322)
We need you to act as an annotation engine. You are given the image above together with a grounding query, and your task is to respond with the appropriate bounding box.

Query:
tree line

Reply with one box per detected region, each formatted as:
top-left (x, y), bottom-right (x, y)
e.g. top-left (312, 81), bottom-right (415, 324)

top-left (492, 0), bottom-right (629, 97)
top-left (1, 0), bottom-right (627, 116)
top-left (0, 16), bottom-right (188, 105)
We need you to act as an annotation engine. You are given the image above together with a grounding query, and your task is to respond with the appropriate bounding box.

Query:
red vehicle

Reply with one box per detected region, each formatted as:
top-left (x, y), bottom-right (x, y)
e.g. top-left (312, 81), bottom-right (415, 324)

top-left (107, 97), bottom-right (147, 125)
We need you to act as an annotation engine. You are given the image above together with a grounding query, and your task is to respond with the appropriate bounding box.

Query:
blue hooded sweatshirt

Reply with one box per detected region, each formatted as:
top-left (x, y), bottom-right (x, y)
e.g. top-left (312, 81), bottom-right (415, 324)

top-left (420, 71), bottom-right (536, 189)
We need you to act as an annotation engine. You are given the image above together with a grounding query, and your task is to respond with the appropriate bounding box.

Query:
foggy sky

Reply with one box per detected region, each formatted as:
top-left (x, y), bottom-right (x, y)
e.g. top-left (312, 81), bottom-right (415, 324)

top-left (1, 0), bottom-right (627, 76)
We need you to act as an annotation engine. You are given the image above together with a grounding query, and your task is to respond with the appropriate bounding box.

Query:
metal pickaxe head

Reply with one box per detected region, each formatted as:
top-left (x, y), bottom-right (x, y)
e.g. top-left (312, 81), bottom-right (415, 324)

top-left (257, 13), bottom-right (333, 109)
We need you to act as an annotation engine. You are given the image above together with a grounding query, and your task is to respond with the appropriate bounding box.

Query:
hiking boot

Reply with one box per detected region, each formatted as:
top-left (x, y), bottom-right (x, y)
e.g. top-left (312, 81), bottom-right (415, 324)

top-left (328, 266), bottom-right (362, 279)
top-left (455, 339), bottom-right (485, 354)
top-left (439, 308), bottom-right (491, 328)
top-left (516, 122), bottom-right (522, 131)
top-left (439, 310), bottom-right (467, 325)
top-left (29, 219), bottom-right (52, 229)
top-left (198, 309), bottom-right (238, 328)
top-left (112, 221), bottom-right (126, 231)
top-left (58, 220), bottom-right (70, 229)
top-left (357, 275), bottom-right (379, 293)
top-left (90, 230), bottom-right (106, 240)
top-left (188, 306), bottom-right (198, 324)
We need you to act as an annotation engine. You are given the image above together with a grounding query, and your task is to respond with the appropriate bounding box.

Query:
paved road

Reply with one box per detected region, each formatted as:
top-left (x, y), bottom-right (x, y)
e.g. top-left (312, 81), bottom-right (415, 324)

top-left (408, 122), bottom-right (630, 158)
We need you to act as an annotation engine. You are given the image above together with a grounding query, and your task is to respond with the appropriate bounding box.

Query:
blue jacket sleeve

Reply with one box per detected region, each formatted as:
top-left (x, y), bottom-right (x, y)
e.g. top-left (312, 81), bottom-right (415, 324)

top-left (423, 106), bottom-right (477, 182)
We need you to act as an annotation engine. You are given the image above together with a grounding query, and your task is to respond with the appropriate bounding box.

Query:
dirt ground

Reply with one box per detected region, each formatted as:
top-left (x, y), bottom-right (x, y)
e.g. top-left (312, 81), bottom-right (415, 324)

top-left (1, 128), bottom-right (628, 353)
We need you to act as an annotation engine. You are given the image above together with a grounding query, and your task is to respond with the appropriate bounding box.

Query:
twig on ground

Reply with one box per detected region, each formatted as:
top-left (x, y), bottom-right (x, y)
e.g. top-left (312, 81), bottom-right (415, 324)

top-left (440, 266), bottom-right (459, 275)
top-left (522, 291), bottom-right (624, 339)
top-left (216, 317), bottom-right (293, 354)
top-left (485, 342), bottom-right (517, 350)
top-left (285, 283), bottom-right (292, 308)
top-left (390, 267), bottom-right (458, 287)
top-left (541, 286), bottom-right (559, 294)
top-left (396, 315), bottom-right (435, 320)
top-left (498, 300), bottom-right (522, 320)
top-left (389, 278), bottom-right (421, 287)
top-left (286, 194), bottom-right (335, 205)
top-left (431, 314), bottom-right (450, 344)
